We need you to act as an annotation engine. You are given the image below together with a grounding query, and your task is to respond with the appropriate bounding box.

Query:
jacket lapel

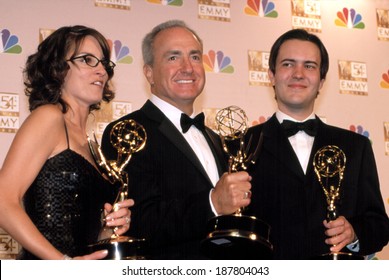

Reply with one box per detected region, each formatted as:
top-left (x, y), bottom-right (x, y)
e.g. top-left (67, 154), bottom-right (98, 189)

top-left (308, 118), bottom-right (335, 175)
top-left (203, 128), bottom-right (228, 176)
top-left (141, 100), bottom-right (216, 185)
top-left (263, 114), bottom-right (306, 180)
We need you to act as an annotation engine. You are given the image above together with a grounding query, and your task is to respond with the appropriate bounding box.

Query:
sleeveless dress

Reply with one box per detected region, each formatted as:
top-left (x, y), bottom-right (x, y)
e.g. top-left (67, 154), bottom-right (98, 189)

top-left (18, 124), bottom-right (116, 259)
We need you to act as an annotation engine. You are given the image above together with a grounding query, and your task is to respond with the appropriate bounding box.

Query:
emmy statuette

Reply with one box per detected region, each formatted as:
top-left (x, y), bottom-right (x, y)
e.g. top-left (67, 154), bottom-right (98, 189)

top-left (87, 119), bottom-right (148, 260)
top-left (313, 145), bottom-right (364, 260)
top-left (201, 106), bottom-right (273, 259)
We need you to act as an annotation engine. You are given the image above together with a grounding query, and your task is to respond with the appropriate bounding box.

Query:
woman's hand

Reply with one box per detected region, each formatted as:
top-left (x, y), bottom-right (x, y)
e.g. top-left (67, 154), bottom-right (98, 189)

top-left (104, 198), bottom-right (135, 236)
top-left (70, 249), bottom-right (108, 260)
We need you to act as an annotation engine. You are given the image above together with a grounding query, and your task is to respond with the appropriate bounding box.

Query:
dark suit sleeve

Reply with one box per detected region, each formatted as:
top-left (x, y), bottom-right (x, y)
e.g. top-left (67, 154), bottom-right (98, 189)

top-left (348, 137), bottom-right (389, 255)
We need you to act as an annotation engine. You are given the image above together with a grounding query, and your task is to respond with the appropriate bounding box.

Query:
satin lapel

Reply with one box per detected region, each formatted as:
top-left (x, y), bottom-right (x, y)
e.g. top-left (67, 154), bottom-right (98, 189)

top-left (141, 101), bottom-right (213, 185)
top-left (306, 118), bottom-right (336, 189)
top-left (307, 118), bottom-right (332, 176)
top-left (203, 127), bottom-right (228, 176)
top-left (263, 115), bottom-right (305, 180)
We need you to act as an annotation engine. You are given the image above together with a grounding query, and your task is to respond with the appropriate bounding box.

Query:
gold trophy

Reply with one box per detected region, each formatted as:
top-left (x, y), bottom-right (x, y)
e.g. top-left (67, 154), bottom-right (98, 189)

top-left (87, 119), bottom-right (148, 259)
top-left (201, 106), bottom-right (273, 259)
top-left (313, 145), bottom-right (363, 260)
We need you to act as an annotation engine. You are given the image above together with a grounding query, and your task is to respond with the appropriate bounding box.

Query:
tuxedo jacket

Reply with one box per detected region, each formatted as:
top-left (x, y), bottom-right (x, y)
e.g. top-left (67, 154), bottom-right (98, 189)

top-left (101, 100), bottom-right (227, 259)
top-left (244, 114), bottom-right (389, 259)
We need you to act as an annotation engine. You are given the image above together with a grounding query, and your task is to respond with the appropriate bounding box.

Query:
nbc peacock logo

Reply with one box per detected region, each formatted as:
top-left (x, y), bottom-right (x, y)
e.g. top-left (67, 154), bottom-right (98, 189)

top-left (0, 29), bottom-right (22, 54)
top-left (203, 50), bottom-right (234, 74)
top-left (244, 0), bottom-right (278, 18)
top-left (380, 70), bottom-right (389, 89)
top-left (147, 0), bottom-right (183, 6)
top-left (349, 124), bottom-right (370, 139)
top-left (108, 39), bottom-right (133, 64)
top-left (335, 8), bottom-right (365, 29)
top-left (252, 115), bottom-right (270, 126)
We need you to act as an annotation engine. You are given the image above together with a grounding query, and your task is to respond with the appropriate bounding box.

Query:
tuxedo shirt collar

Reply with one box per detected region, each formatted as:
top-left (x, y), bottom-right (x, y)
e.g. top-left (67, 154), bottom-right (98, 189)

top-left (275, 110), bottom-right (316, 124)
top-left (149, 94), bottom-right (198, 133)
top-left (275, 110), bottom-right (316, 174)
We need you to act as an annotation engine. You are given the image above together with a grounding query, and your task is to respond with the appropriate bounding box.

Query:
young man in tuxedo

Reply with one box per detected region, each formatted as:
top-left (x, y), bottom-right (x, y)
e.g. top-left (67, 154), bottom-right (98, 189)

top-left (101, 20), bottom-right (252, 259)
top-left (245, 29), bottom-right (389, 259)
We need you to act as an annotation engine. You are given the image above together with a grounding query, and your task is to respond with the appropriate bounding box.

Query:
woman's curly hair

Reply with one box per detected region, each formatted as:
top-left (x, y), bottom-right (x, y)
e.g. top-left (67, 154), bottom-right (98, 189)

top-left (24, 25), bottom-right (115, 113)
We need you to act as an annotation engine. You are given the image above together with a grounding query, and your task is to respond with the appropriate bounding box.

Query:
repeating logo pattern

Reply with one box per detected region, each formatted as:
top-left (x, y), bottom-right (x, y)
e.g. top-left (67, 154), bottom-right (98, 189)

top-left (380, 70), bottom-right (389, 89)
top-left (248, 50), bottom-right (270, 86)
top-left (203, 107), bottom-right (219, 131)
top-left (376, 9), bottom-right (389, 41)
top-left (0, 93), bottom-right (19, 133)
top-left (291, 0), bottom-right (322, 32)
top-left (338, 60), bottom-right (368, 96)
top-left (95, 0), bottom-right (131, 10)
top-left (244, 0), bottom-right (278, 18)
top-left (108, 39), bottom-right (133, 64)
top-left (147, 0), bottom-right (183, 5)
top-left (335, 8), bottom-right (365, 29)
top-left (349, 124), bottom-right (370, 139)
top-left (0, 29), bottom-right (22, 54)
top-left (384, 122), bottom-right (389, 156)
top-left (93, 101), bottom-right (133, 141)
top-left (251, 115), bottom-right (270, 126)
top-left (203, 50), bottom-right (234, 74)
top-left (198, 0), bottom-right (231, 22)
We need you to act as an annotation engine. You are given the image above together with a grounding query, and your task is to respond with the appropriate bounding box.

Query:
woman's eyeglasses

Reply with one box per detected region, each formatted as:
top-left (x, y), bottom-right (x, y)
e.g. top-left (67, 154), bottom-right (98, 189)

top-left (67, 54), bottom-right (116, 72)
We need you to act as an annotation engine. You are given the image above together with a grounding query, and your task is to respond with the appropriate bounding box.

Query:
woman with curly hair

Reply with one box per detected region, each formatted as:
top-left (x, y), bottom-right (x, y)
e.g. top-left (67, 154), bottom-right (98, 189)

top-left (0, 25), bottom-right (134, 260)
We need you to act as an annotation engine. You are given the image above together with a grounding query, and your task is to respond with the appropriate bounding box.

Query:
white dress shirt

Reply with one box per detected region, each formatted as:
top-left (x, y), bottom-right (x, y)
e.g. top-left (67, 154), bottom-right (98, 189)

top-left (276, 111), bottom-right (315, 174)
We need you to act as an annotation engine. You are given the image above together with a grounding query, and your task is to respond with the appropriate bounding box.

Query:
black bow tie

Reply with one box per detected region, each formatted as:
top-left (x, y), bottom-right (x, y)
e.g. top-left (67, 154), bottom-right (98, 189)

top-left (281, 119), bottom-right (318, 137)
top-left (180, 113), bottom-right (205, 133)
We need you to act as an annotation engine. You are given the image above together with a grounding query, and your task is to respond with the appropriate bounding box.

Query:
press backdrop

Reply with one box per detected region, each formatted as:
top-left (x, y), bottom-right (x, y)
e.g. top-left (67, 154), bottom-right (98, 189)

top-left (0, 0), bottom-right (388, 259)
